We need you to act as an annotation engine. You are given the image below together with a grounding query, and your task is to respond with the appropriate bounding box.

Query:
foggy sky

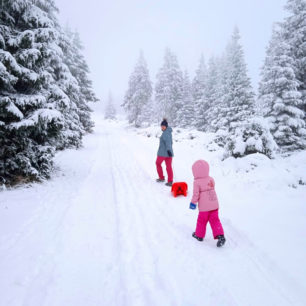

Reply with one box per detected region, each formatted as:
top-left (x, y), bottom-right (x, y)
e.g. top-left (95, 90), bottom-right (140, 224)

top-left (56, 0), bottom-right (287, 106)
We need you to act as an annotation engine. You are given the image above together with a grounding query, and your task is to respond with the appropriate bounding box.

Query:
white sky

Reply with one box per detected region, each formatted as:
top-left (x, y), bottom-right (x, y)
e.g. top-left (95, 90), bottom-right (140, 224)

top-left (56, 0), bottom-right (288, 105)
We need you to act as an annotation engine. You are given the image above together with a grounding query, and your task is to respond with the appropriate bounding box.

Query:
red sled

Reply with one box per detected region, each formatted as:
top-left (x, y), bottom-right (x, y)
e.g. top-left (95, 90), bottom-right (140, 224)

top-left (171, 182), bottom-right (188, 197)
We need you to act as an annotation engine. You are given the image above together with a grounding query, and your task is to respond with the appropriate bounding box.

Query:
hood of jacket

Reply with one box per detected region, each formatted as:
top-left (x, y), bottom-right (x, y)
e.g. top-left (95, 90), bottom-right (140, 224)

top-left (192, 160), bottom-right (209, 179)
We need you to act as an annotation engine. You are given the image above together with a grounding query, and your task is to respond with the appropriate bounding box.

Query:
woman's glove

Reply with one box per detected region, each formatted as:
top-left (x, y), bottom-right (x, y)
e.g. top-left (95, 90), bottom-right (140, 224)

top-left (189, 202), bottom-right (196, 210)
top-left (167, 150), bottom-right (173, 157)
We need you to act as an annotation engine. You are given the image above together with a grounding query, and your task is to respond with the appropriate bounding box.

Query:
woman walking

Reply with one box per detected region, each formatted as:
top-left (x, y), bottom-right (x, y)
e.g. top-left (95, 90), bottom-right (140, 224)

top-left (156, 119), bottom-right (174, 187)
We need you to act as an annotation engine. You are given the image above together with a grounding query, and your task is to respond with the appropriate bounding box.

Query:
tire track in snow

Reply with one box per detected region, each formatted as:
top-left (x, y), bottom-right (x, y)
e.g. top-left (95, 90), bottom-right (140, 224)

top-left (21, 132), bottom-right (116, 306)
top-left (40, 128), bottom-right (122, 306)
top-left (0, 174), bottom-right (83, 306)
top-left (106, 131), bottom-right (130, 306)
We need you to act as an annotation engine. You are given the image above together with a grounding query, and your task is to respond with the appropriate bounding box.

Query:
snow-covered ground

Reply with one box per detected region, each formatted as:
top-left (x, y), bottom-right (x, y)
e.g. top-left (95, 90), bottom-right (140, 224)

top-left (0, 111), bottom-right (306, 306)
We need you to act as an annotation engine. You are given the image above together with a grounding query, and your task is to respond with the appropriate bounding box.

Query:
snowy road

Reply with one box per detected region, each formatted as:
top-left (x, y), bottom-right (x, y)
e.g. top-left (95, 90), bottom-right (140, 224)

top-left (0, 113), bottom-right (305, 306)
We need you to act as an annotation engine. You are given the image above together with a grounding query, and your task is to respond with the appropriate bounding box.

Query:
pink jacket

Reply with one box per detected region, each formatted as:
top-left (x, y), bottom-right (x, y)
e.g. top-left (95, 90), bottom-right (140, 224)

top-left (191, 160), bottom-right (219, 212)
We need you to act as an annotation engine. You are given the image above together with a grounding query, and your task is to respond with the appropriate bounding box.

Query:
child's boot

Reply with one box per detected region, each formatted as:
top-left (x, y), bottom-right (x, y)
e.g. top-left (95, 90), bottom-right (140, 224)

top-left (216, 235), bottom-right (226, 247)
top-left (192, 232), bottom-right (203, 241)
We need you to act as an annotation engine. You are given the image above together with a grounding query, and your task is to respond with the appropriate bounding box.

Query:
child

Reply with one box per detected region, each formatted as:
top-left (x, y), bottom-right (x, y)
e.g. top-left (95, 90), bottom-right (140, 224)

top-left (189, 160), bottom-right (226, 247)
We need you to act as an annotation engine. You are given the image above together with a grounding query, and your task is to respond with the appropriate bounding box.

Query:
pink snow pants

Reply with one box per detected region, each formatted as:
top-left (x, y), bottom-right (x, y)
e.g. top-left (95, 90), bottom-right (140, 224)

top-left (195, 209), bottom-right (224, 239)
top-left (156, 156), bottom-right (173, 183)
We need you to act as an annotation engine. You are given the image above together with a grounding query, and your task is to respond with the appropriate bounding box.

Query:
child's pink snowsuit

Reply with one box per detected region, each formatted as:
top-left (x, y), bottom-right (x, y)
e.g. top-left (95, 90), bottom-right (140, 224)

top-left (191, 160), bottom-right (224, 239)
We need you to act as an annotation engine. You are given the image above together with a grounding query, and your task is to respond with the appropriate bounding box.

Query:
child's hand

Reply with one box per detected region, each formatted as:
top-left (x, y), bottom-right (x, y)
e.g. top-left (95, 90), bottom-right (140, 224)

top-left (189, 202), bottom-right (196, 210)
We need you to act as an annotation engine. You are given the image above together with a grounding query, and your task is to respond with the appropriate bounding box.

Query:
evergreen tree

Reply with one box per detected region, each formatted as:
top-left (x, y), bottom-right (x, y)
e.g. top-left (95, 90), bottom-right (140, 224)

top-left (208, 29), bottom-right (275, 158)
top-left (225, 117), bottom-right (278, 158)
top-left (192, 54), bottom-right (208, 130)
top-left (213, 28), bottom-right (255, 132)
top-left (283, 0), bottom-right (306, 118)
top-left (203, 56), bottom-right (223, 131)
top-left (0, 0), bottom-right (96, 184)
top-left (258, 26), bottom-right (305, 150)
top-left (0, 0), bottom-right (62, 182)
top-left (138, 98), bottom-right (154, 126)
top-left (104, 92), bottom-right (116, 120)
top-left (178, 70), bottom-right (194, 128)
top-left (209, 54), bottom-right (230, 131)
top-left (61, 28), bottom-right (98, 134)
top-left (123, 51), bottom-right (152, 127)
top-left (155, 48), bottom-right (183, 126)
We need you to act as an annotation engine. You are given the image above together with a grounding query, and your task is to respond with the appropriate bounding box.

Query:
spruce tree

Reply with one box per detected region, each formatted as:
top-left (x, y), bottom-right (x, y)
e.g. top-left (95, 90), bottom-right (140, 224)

top-left (216, 28), bottom-right (255, 131)
top-left (258, 26), bottom-right (305, 150)
top-left (0, 0), bottom-right (96, 184)
top-left (192, 54), bottom-right (208, 130)
top-left (178, 70), bottom-right (195, 128)
top-left (211, 29), bottom-right (275, 158)
top-left (283, 0), bottom-right (306, 117)
top-left (104, 92), bottom-right (116, 120)
top-left (204, 56), bottom-right (224, 131)
top-left (138, 98), bottom-right (154, 126)
top-left (155, 48), bottom-right (183, 126)
top-left (123, 51), bottom-right (152, 127)
top-left (0, 0), bottom-right (62, 182)
top-left (209, 54), bottom-right (230, 132)
top-left (61, 28), bottom-right (98, 134)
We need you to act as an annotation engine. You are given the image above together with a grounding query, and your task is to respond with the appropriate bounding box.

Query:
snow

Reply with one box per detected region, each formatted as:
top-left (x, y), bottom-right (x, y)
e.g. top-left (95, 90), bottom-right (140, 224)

top-left (13, 94), bottom-right (46, 108)
top-left (23, 5), bottom-right (54, 28)
top-left (0, 50), bottom-right (22, 74)
top-left (5, 98), bottom-right (24, 119)
top-left (50, 86), bottom-right (70, 108)
top-left (33, 109), bottom-right (62, 122)
top-left (17, 49), bottom-right (41, 68)
top-left (10, 109), bottom-right (63, 129)
top-left (22, 68), bottom-right (38, 82)
top-left (0, 33), bottom-right (5, 48)
top-left (0, 111), bottom-right (305, 306)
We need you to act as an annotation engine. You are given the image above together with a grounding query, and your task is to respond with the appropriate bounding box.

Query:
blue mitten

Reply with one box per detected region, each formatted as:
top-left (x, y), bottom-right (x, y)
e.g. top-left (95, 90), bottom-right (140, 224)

top-left (189, 202), bottom-right (196, 210)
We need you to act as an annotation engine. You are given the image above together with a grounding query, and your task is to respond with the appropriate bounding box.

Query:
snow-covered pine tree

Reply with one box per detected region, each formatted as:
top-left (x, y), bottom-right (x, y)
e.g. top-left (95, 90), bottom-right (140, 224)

top-left (224, 117), bottom-right (278, 158)
top-left (123, 51), bottom-right (152, 127)
top-left (177, 70), bottom-right (194, 128)
top-left (284, 0), bottom-right (306, 109)
top-left (49, 38), bottom-right (83, 150)
top-left (213, 28), bottom-right (255, 132)
top-left (0, 0), bottom-right (62, 183)
top-left (203, 56), bottom-right (223, 131)
top-left (104, 92), bottom-right (116, 120)
top-left (192, 54), bottom-right (207, 130)
top-left (258, 25), bottom-right (305, 151)
top-left (155, 48), bottom-right (183, 126)
top-left (138, 97), bottom-right (154, 126)
top-left (282, 0), bottom-right (306, 138)
top-left (209, 54), bottom-right (230, 132)
top-left (210, 28), bottom-right (276, 158)
top-left (61, 28), bottom-right (98, 134)
top-left (0, 0), bottom-right (96, 184)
